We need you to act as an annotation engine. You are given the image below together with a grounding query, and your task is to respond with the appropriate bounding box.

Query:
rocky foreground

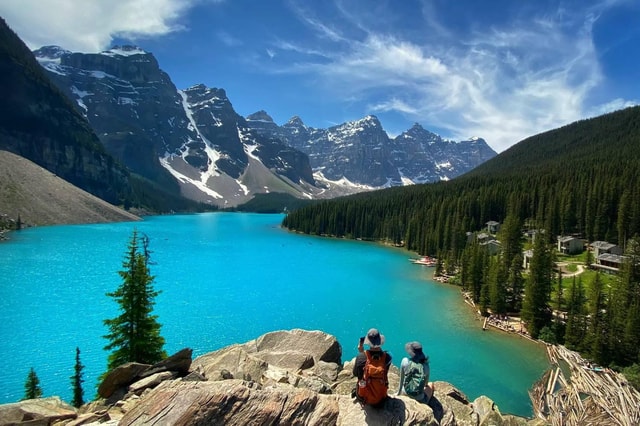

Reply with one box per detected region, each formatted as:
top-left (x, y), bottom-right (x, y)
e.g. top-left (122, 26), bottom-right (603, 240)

top-left (0, 329), bottom-right (547, 425)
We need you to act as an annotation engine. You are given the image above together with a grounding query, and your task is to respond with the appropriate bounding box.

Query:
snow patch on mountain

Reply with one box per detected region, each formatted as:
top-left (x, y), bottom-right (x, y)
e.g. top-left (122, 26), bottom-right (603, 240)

top-left (101, 46), bottom-right (148, 57)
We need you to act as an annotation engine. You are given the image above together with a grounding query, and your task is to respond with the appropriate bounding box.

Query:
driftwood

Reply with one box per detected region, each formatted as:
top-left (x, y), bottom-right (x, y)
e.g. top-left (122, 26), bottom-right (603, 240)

top-left (530, 345), bottom-right (640, 426)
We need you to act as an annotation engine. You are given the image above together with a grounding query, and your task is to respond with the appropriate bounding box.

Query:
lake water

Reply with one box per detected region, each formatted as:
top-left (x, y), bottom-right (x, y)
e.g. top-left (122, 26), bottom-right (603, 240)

top-left (0, 212), bottom-right (549, 416)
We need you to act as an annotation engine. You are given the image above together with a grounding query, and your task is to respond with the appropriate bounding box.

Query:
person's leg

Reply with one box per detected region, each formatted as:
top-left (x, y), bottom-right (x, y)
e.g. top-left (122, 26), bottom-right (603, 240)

top-left (424, 382), bottom-right (435, 402)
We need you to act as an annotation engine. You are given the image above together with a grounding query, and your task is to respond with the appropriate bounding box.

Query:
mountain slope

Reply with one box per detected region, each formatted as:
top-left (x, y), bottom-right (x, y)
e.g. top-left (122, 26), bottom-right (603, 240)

top-left (464, 106), bottom-right (640, 178)
top-left (0, 18), bottom-right (132, 205)
top-left (0, 150), bottom-right (138, 226)
top-left (34, 49), bottom-right (319, 207)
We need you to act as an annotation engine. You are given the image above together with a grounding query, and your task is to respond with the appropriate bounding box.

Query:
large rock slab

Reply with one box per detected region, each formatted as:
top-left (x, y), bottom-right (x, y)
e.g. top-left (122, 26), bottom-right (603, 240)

top-left (0, 396), bottom-right (76, 425)
top-left (118, 379), bottom-right (437, 426)
top-left (246, 329), bottom-right (342, 364)
top-left (191, 329), bottom-right (343, 390)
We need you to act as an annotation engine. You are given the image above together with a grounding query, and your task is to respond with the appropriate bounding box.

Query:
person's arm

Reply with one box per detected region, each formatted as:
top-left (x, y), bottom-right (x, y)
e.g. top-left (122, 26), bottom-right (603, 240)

top-left (396, 357), bottom-right (408, 395)
top-left (353, 353), bottom-right (366, 379)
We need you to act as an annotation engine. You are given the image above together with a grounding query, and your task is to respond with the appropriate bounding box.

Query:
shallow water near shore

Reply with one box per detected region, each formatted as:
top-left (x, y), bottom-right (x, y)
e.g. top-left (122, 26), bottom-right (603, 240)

top-left (0, 212), bottom-right (549, 416)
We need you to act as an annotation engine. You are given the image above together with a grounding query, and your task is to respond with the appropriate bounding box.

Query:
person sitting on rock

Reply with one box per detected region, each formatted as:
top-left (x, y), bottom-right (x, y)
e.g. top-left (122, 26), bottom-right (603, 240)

top-left (352, 328), bottom-right (392, 407)
top-left (397, 341), bottom-right (435, 403)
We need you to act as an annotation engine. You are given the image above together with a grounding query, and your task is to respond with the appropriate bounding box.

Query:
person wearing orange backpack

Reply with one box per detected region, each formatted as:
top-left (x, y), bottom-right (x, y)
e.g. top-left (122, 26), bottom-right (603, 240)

top-left (352, 328), bottom-right (393, 407)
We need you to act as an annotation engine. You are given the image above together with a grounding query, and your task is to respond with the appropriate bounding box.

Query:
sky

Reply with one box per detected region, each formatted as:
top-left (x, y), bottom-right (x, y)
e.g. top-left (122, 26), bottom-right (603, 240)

top-left (1, 0), bottom-right (639, 152)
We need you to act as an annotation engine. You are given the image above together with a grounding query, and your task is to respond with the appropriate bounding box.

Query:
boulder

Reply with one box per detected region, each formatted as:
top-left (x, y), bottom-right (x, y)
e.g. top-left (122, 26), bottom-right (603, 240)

top-left (247, 329), bottom-right (342, 364)
top-left (0, 396), bottom-right (76, 425)
top-left (139, 347), bottom-right (192, 378)
top-left (129, 371), bottom-right (179, 395)
top-left (98, 348), bottom-right (193, 398)
top-left (192, 345), bottom-right (269, 383)
top-left (98, 362), bottom-right (150, 398)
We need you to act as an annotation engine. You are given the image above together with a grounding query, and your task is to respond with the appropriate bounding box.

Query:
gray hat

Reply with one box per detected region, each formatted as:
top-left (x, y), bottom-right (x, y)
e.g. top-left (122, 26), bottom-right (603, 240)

top-left (364, 328), bottom-right (385, 348)
top-left (405, 341), bottom-right (426, 362)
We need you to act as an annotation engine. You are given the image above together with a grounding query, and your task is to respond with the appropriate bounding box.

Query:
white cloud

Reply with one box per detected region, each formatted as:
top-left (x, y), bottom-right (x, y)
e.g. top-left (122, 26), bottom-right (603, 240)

top-left (0, 0), bottom-right (200, 52)
top-left (280, 1), bottom-right (637, 152)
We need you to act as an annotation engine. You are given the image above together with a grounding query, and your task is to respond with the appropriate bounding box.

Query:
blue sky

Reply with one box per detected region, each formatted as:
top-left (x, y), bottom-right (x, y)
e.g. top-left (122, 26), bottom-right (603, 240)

top-left (2, 0), bottom-right (638, 152)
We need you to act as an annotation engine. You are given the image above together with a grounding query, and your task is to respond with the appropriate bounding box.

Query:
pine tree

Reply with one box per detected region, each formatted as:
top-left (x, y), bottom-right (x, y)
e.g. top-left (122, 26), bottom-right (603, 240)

top-left (564, 276), bottom-right (587, 350)
top-left (521, 233), bottom-right (553, 338)
top-left (70, 347), bottom-right (84, 408)
top-left (584, 272), bottom-right (607, 363)
top-left (507, 254), bottom-right (524, 312)
top-left (488, 257), bottom-right (507, 314)
top-left (23, 367), bottom-right (42, 400)
top-left (103, 230), bottom-right (166, 371)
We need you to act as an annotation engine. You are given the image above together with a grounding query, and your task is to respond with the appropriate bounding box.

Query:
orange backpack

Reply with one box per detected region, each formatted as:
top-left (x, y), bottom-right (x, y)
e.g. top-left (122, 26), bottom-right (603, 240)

top-left (356, 351), bottom-right (388, 406)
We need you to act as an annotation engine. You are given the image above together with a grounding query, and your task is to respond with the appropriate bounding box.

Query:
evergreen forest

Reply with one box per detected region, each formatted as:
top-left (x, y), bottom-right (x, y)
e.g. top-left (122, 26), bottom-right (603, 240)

top-left (282, 106), bottom-right (640, 383)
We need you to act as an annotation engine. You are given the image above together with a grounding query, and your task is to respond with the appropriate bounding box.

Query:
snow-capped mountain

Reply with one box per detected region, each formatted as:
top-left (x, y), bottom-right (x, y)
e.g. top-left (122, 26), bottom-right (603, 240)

top-left (34, 46), bottom-right (317, 206)
top-left (34, 45), bottom-right (496, 206)
top-left (246, 112), bottom-right (497, 188)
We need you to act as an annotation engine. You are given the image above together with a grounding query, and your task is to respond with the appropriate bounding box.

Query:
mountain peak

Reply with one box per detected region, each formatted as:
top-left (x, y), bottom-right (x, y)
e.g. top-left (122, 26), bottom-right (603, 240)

top-left (32, 45), bottom-right (71, 60)
top-left (461, 136), bottom-right (487, 144)
top-left (285, 116), bottom-right (305, 127)
top-left (246, 110), bottom-right (274, 123)
top-left (184, 84), bottom-right (228, 99)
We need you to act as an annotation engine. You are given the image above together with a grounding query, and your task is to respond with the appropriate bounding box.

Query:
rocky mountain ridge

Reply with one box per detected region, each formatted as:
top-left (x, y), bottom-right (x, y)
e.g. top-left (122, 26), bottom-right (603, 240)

top-left (34, 45), bottom-right (496, 207)
top-left (33, 46), bottom-right (321, 207)
top-left (245, 111), bottom-right (497, 188)
top-left (0, 329), bottom-right (545, 426)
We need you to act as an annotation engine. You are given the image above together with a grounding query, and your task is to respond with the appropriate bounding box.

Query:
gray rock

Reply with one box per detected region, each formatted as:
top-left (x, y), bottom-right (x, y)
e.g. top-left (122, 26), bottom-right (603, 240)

top-left (98, 362), bottom-right (150, 398)
top-left (118, 379), bottom-right (437, 426)
top-left (129, 371), bottom-right (178, 395)
top-left (139, 347), bottom-right (192, 378)
top-left (0, 396), bottom-right (76, 425)
top-left (245, 329), bottom-right (342, 365)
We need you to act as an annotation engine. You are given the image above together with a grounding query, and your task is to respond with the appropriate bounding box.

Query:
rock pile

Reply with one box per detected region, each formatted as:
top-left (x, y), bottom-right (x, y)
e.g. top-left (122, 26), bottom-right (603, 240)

top-left (0, 329), bottom-right (547, 425)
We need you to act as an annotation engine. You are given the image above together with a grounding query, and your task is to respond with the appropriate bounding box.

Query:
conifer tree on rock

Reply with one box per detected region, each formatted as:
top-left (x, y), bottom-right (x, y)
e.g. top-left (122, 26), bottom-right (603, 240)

top-left (70, 347), bottom-right (84, 407)
top-left (103, 230), bottom-right (166, 371)
top-left (23, 367), bottom-right (42, 400)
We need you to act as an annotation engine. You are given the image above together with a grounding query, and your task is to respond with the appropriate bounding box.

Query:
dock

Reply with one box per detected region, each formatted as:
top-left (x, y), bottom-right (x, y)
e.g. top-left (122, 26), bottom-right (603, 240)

top-left (530, 344), bottom-right (640, 425)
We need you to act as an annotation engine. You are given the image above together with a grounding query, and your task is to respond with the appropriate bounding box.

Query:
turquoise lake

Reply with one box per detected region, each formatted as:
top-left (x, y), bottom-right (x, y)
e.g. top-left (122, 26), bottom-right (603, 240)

top-left (0, 212), bottom-right (549, 416)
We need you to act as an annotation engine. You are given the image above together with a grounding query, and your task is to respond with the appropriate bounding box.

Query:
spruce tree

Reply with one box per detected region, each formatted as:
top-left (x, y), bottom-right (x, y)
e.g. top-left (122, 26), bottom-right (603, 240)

top-left (521, 233), bottom-right (553, 338)
top-left (23, 367), bottom-right (42, 400)
top-left (584, 272), bottom-right (607, 363)
top-left (507, 254), bottom-right (524, 312)
top-left (70, 347), bottom-right (84, 407)
top-left (564, 276), bottom-right (586, 350)
top-left (103, 230), bottom-right (166, 371)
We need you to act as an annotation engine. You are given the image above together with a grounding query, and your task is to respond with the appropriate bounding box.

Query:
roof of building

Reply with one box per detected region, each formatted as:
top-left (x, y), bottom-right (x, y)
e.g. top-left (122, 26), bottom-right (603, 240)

top-left (591, 241), bottom-right (617, 250)
top-left (558, 236), bottom-right (579, 243)
top-left (597, 253), bottom-right (626, 264)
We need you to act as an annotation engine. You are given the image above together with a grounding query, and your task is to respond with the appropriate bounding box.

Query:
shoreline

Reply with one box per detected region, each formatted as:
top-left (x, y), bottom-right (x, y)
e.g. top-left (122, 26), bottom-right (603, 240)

top-left (430, 270), bottom-right (540, 343)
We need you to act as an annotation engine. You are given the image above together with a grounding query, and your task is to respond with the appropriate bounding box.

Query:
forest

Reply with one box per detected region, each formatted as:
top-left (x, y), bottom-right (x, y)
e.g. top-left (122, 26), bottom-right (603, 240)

top-left (282, 106), bottom-right (640, 385)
